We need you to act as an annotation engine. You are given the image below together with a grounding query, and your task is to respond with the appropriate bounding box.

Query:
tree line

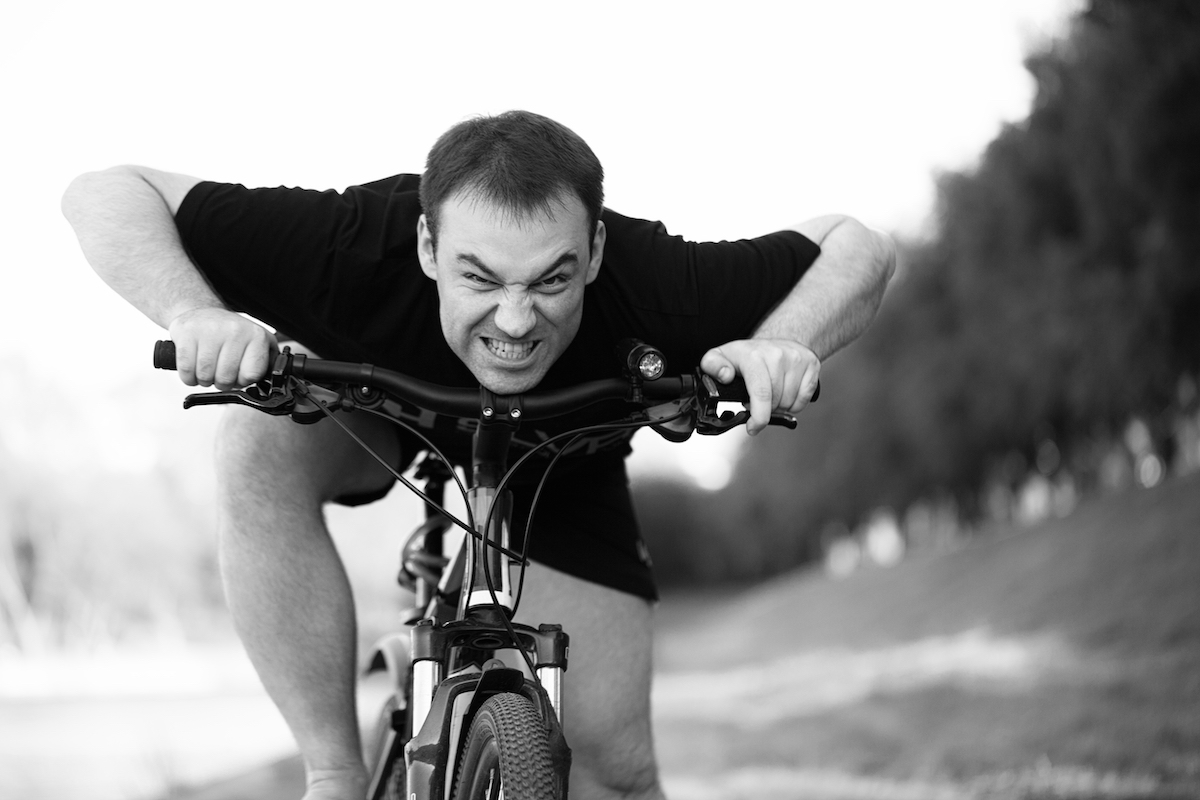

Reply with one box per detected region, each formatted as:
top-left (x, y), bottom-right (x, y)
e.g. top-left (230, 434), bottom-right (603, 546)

top-left (637, 0), bottom-right (1200, 586)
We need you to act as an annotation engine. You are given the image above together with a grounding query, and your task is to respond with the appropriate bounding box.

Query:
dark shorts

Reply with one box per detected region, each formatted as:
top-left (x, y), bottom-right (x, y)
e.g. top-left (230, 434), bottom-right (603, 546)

top-left (335, 428), bottom-right (658, 602)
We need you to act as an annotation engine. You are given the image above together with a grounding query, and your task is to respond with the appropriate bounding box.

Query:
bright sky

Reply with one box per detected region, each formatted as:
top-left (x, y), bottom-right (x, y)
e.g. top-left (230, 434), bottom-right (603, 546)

top-left (0, 0), bottom-right (1078, 478)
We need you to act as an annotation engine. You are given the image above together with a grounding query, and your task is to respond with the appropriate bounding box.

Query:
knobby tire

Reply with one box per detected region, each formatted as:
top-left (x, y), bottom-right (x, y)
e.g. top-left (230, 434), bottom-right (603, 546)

top-left (452, 692), bottom-right (560, 800)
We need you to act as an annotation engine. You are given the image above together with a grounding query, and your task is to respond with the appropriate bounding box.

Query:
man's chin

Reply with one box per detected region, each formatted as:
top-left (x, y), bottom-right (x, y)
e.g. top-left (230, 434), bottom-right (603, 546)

top-left (473, 366), bottom-right (546, 396)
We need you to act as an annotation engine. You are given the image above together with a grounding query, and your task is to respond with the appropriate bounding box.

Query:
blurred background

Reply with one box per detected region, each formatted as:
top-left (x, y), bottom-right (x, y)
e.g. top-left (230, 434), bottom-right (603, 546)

top-left (3, 1), bottom-right (1199, 798)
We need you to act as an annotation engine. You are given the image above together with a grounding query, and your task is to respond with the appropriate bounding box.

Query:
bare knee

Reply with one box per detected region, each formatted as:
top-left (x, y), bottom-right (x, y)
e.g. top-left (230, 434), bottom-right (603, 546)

top-left (571, 736), bottom-right (662, 799)
top-left (214, 407), bottom-right (398, 514)
top-left (567, 690), bottom-right (661, 799)
top-left (517, 567), bottom-right (664, 799)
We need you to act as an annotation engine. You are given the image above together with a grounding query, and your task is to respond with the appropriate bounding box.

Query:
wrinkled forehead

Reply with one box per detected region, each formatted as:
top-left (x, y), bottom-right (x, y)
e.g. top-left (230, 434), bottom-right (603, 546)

top-left (433, 189), bottom-right (592, 280)
top-left (442, 186), bottom-right (588, 233)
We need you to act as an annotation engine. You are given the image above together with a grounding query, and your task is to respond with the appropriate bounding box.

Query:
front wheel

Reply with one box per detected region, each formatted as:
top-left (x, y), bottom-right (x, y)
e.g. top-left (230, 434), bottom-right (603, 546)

top-left (365, 693), bottom-right (406, 800)
top-left (452, 692), bottom-right (562, 800)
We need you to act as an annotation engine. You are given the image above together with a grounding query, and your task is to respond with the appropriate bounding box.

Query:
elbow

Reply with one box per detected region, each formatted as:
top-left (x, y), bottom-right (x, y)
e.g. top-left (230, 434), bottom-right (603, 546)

top-left (62, 167), bottom-right (113, 223)
top-left (791, 214), bottom-right (895, 294)
top-left (827, 216), bottom-right (897, 288)
top-left (62, 165), bottom-right (144, 222)
top-left (61, 172), bottom-right (93, 223)
top-left (872, 228), bottom-right (897, 286)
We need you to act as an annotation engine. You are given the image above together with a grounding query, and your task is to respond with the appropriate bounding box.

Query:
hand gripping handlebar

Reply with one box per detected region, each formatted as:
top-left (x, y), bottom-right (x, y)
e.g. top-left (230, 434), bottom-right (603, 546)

top-left (152, 340), bottom-right (812, 434)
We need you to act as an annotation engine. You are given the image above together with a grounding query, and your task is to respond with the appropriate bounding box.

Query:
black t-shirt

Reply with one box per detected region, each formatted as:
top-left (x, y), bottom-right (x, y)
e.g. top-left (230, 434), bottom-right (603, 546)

top-left (175, 174), bottom-right (820, 469)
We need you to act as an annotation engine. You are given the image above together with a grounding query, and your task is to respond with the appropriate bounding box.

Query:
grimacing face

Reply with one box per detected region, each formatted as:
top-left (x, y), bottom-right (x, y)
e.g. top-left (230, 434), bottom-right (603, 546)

top-left (417, 190), bottom-right (606, 395)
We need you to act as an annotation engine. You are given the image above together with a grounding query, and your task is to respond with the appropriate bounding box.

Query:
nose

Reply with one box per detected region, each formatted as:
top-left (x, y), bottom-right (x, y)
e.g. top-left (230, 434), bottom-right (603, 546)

top-left (493, 289), bottom-right (537, 339)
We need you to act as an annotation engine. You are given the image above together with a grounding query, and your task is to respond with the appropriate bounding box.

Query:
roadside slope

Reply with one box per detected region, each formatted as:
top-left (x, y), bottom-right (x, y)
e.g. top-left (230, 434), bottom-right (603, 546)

top-left (653, 473), bottom-right (1200, 797)
top-left (658, 472), bottom-right (1200, 664)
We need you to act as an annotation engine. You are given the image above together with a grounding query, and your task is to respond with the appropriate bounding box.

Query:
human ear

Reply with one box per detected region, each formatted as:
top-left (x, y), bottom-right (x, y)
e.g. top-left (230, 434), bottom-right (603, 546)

top-left (585, 220), bottom-right (606, 285)
top-left (417, 215), bottom-right (438, 281)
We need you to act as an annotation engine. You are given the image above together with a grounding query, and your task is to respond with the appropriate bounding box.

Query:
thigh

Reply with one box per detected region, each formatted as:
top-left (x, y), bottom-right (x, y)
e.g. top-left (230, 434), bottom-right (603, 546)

top-left (215, 404), bottom-right (404, 506)
top-left (515, 562), bottom-right (660, 797)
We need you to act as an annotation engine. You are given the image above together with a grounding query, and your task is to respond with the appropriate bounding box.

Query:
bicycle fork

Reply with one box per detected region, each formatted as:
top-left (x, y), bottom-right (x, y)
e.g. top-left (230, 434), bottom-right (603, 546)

top-left (411, 407), bottom-right (565, 732)
top-left (402, 406), bottom-right (572, 798)
top-left (405, 615), bottom-right (570, 799)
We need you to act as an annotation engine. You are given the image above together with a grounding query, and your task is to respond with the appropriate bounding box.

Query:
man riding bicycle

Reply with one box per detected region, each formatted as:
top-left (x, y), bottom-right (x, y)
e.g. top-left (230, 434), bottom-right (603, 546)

top-left (62, 110), bottom-right (895, 800)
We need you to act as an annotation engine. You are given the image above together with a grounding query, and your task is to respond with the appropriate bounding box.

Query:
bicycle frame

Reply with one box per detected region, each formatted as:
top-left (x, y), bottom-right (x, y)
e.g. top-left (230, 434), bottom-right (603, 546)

top-left (368, 399), bottom-right (572, 800)
top-left (152, 338), bottom-right (805, 800)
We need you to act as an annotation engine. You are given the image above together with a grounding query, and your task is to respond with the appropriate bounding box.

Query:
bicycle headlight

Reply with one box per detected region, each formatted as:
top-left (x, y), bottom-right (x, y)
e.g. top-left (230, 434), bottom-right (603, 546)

top-left (635, 351), bottom-right (665, 380)
top-left (617, 339), bottom-right (667, 381)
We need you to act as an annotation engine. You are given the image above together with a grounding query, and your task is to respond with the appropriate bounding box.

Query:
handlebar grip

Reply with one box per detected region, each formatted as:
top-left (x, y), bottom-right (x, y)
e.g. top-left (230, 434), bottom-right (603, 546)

top-left (154, 340), bottom-right (177, 371)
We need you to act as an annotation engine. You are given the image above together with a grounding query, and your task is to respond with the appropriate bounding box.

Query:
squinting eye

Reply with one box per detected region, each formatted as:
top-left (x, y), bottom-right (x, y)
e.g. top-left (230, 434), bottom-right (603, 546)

top-left (540, 275), bottom-right (570, 289)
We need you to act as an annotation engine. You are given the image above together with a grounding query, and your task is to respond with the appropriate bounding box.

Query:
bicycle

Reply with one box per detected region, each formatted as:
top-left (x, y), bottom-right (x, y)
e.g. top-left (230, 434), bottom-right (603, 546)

top-left (153, 338), bottom-right (809, 800)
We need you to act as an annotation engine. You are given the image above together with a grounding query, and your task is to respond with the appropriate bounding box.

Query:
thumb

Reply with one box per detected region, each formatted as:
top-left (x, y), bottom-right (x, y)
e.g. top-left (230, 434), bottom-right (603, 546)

top-left (700, 346), bottom-right (737, 384)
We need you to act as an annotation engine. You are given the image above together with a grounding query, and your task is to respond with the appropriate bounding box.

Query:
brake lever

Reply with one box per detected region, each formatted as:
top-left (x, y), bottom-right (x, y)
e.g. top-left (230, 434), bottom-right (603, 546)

top-left (179, 347), bottom-right (314, 417)
top-left (694, 371), bottom-right (802, 435)
top-left (694, 408), bottom-right (798, 435)
top-left (182, 381), bottom-right (297, 414)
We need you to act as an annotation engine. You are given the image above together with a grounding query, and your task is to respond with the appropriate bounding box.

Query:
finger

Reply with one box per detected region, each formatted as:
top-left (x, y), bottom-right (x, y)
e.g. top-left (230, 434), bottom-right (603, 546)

top-left (772, 348), bottom-right (819, 415)
top-left (172, 331), bottom-right (204, 387)
top-left (778, 361), bottom-right (806, 414)
top-left (740, 355), bottom-right (775, 436)
top-left (174, 338), bottom-right (199, 387)
top-left (213, 339), bottom-right (245, 391)
top-left (800, 363), bottom-right (821, 407)
top-left (166, 317), bottom-right (198, 386)
top-left (779, 358), bottom-right (816, 414)
top-left (700, 347), bottom-right (737, 384)
top-left (193, 339), bottom-right (221, 387)
top-left (238, 332), bottom-right (277, 387)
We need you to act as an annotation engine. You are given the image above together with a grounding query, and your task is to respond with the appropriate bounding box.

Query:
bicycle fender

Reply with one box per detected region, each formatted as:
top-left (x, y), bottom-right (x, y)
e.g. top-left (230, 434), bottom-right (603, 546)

top-left (405, 673), bottom-right (479, 800)
top-left (405, 669), bottom-right (572, 800)
top-left (461, 667), bottom-right (525, 723)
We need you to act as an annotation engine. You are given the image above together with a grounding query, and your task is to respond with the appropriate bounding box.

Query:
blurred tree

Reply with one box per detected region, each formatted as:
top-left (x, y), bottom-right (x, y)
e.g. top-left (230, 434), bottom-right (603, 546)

top-left (640, 0), bottom-right (1200, 585)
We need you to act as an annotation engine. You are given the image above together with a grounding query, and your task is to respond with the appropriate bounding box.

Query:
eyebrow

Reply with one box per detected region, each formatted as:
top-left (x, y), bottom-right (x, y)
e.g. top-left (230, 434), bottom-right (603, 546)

top-left (457, 252), bottom-right (579, 282)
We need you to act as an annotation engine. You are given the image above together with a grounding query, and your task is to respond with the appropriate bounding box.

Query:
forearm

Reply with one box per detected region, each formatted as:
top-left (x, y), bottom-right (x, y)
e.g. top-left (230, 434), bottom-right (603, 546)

top-left (754, 216), bottom-right (895, 360)
top-left (62, 166), bottom-right (221, 328)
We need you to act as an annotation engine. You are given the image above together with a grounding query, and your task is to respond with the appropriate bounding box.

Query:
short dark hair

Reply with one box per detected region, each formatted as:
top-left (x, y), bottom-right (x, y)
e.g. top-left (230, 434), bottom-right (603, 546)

top-left (420, 111), bottom-right (604, 252)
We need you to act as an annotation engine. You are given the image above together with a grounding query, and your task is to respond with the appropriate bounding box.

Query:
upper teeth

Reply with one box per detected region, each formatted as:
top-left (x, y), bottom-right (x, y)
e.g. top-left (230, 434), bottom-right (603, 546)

top-left (487, 339), bottom-right (534, 360)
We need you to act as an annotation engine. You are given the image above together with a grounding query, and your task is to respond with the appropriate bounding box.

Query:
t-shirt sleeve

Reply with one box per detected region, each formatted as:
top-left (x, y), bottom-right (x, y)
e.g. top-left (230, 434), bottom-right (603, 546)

top-left (590, 210), bottom-right (822, 370)
top-left (173, 175), bottom-right (430, 362)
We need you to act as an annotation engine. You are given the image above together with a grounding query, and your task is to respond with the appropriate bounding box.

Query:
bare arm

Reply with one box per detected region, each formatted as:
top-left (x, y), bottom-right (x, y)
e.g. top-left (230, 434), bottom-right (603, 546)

top-left (61, 166), bottom-right (275, 388)
top-left (757, 215), bottom-right (895, 358)
top-left (62, 165), bottom-right (211, 325)
top-left (701, 215), bottom-right (895, 433)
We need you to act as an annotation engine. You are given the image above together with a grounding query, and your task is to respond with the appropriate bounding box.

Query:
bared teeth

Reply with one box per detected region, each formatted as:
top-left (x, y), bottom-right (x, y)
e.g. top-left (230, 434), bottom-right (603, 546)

top-left (486, 339), bottom-right (535, 360)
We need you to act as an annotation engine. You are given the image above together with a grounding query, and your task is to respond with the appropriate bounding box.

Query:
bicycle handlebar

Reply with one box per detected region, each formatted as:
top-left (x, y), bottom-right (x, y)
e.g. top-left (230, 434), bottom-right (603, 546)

top-left (152, 339), bottom-right (814, 434)
top-left (153, 340), bottom-right (709, 421)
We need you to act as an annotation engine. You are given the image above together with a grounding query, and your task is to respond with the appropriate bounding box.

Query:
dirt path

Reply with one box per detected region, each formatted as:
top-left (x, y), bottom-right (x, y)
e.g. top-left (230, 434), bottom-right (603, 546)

top-left (152, 476), bottom-right (1200, 800)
